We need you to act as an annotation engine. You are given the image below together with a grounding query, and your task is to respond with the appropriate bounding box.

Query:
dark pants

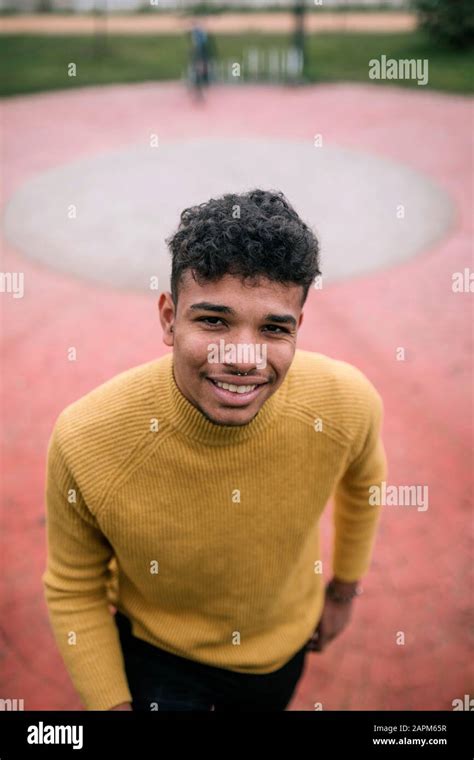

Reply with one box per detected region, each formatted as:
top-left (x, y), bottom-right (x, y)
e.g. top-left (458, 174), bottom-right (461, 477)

top-left (114, 610), bottom-right (307, 712)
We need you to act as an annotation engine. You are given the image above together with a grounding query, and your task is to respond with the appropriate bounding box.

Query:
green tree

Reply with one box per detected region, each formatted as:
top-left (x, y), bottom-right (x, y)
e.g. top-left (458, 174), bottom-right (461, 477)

top-left (411, 0), bottom-right (474, 48)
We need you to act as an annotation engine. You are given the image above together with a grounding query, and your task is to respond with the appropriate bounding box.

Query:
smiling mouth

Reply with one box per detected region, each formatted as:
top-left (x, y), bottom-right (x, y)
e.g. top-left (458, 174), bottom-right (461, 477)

top-left (212, 380), bottom-right (258, 394)
top-left (206, 377), bottom-right (268, 402)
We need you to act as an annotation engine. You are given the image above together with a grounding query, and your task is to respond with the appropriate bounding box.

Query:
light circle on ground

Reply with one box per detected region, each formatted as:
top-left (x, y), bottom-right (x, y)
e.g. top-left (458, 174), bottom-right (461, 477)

top-left (2, 137), bottom-right (453, 292)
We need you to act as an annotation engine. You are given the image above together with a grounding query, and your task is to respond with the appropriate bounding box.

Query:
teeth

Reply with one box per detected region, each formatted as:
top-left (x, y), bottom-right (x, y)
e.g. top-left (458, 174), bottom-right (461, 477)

top-left (215, 381), bottom-right (257, 394)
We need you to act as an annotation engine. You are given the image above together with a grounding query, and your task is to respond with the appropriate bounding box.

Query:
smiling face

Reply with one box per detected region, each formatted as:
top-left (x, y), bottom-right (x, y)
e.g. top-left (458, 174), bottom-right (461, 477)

top-left (158, 271), bottom-right (304, 426)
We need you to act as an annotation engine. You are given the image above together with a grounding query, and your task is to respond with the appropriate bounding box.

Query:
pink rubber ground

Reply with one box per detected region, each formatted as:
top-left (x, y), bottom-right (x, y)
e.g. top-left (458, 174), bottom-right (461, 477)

top-left (1, 82), bottom-right (472, 710)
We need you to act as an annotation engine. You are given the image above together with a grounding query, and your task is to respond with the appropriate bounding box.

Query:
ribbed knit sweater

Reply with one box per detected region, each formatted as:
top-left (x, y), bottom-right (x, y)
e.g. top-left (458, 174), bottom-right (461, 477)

top-left (42, 348), bottom-right (387, 710)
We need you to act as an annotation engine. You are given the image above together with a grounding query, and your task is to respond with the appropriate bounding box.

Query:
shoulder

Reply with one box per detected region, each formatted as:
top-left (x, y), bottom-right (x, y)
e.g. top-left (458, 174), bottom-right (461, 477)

top-left (48, 355), bottom-right (170, 507)
top-left (290, 349), bottom-right (382, 401)
top-left (54, 356), bottom-right (165, 434)
top-left (288, 349), bottom-right (384, 437)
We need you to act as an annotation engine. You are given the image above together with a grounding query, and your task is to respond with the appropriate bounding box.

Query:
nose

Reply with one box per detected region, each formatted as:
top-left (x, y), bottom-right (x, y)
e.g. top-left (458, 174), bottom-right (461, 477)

top-left (218, 329), bottom-right (267, 374)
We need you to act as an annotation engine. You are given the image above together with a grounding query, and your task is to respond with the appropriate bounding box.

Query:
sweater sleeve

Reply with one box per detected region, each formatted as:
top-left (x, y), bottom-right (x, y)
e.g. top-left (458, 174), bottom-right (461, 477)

top-left (331, 383), bottom-right (388, 583)
top-left (41, 420), bottom-right (133, 710)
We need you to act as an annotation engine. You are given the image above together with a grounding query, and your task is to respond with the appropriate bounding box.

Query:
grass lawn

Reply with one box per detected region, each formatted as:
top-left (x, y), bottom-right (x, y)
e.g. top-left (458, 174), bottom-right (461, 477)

top-left (0, 31), bottom-right (472, 98)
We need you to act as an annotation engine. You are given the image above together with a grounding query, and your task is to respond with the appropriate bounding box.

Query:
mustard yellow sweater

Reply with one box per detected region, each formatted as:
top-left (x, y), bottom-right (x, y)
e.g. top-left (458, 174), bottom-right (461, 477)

top-left (42, 349), bottom-right (387, 710)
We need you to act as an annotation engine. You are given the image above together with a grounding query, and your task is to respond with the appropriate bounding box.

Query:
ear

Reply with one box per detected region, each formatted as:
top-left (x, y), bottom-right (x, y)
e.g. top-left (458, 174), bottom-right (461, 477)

top-left (158, 292), bottom-right (175, 347)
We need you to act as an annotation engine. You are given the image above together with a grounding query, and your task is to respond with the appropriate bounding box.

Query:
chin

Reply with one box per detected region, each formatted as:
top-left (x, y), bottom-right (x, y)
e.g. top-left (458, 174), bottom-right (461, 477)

top-left (203, 406), bottom-right (258, 427)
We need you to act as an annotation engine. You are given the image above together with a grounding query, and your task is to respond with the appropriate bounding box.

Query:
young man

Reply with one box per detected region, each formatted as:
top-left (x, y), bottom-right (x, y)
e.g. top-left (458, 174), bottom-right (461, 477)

top-left (42, 189), bottom-right (387, 712)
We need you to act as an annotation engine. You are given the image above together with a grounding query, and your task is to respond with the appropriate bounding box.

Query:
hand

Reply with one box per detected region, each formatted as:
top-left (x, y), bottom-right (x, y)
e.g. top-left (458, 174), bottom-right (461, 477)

top-left (108, 702), bottom-right (132, 711)
top-left (305, 597), bottom-right (353, 652)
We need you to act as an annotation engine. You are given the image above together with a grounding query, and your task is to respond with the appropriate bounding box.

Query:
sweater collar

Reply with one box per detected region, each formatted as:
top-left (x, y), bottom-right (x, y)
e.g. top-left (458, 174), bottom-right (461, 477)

top-left (155, 352), bottom-right (289, 446)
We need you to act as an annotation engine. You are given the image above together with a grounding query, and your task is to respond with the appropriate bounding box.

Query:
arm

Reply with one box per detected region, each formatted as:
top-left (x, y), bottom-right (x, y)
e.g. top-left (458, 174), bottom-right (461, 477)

top-left (331, 384), bottom-right (387, 583)
top-left (42, 421), bottom-right (133, 710)
top-left (306, 383), bottom-right (387, 652)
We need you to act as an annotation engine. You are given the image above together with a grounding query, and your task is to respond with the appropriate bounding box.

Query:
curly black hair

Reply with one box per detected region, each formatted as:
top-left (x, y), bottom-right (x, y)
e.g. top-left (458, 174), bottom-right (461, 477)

top-left (166, 189), bottom-right (321, 307)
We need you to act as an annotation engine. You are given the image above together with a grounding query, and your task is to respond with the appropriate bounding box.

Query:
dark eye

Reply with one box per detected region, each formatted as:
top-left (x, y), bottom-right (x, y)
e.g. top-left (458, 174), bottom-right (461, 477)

top-left (196, 316), bottom-right (225, 326)
top-left (264, 325), bottom-right (289, 334)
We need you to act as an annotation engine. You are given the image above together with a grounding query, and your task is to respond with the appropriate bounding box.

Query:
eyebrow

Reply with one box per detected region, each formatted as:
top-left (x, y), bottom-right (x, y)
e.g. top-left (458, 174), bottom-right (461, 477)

top-left (188, 302), bottom-right (298, 328)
